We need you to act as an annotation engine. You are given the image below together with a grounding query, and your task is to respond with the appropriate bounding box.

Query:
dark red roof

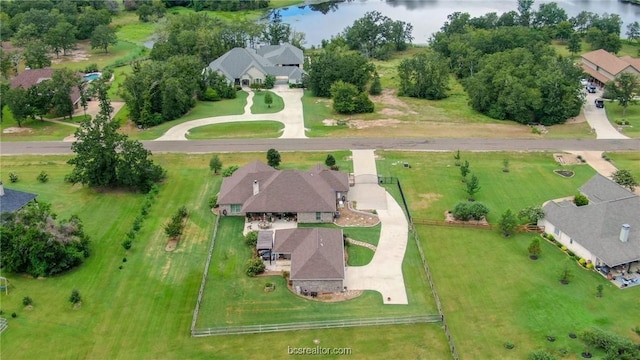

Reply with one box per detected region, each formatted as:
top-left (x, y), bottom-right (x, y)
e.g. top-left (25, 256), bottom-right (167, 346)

top-left (10, 68), bottom-right (81, 104)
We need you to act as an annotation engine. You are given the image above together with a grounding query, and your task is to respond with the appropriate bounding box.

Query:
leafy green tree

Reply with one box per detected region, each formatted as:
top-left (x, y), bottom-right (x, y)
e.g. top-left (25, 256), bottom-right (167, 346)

top-left (0, 81), bottom-right (9, 121)
top-left (452, 202), bottom-right (471, 221)
top-left (266, 148), bottom-right (281, 168)
top-left (5, 86), bottom-right (32, 127)
top-left (596, 284), bottom-right (603, 298)
top-left (325, 154), bottom-right (336, 167)
top-left (567, 32), bottom-right (582, 55)
top-left (45, 21), bottom-right (77, 58)
top-left (51, 68), bottom-right (79, 119)
top-left (517, 0), bottom-right (535, 27)
top-left (246, 257), bottom-right (265, 277)
top-left (91, 24), bottom-right (118, 53)
top-left (263, 74), bottom-right (275, 89)
top-left (558, 260), bottom-right (573, 284)
top-left (342, 10), bottom-right (413, 59)
top-left (555, 20), bottom-right (573, 40)
top-left (164, 219), bottom-right (183, 238)
top-left (369, 71), bottom-right (382, 95)
top-left (245, 231), bottom-right (258, 247)
top-left (23, 40), bottom-right (51, 69)
top-left (585, 27), bottom-right (621, 53)
top-left (518, 206), bottom-right (545, 224)
top-left (28, 81), bottom-right (53, 121)
top-left (612, 169), bottom-right (638, 192)
top-left (69, 289), bottom-right (82, 305)
top-left (264, 92), bottom-right (273, 108)
top-left (498, 209), bottom-right (518, 237)
top-left (606, 73), bottom-right (639, 117)
top-left (262, 10), bottom-right (290, 45)
top-left (209, 155), bottom-right (222, 174)
top-left (528, 237), bottom-right (541, 259)
top-left (533, 2), bottom-right (567, 29)
top-left (330, 80), bottom-right (374, 114)
top-left (468, 202), bottom-right (489, 220)
top-left (136, 4), bottom-right (153, 22)
top-left (465, 174), bottom-right (480, 201)
top-left (76, 7), bottom-right (111, 40)
top-left (627, 21), bottom-right (640, 43)
top-left (12, 23), bottom-right (41, 47)
top-left (397, 50), bottom-right (449, 100)
top-left (306, 49), bottom-right (374, 97)
top-left (115, 139), bottom-right (166, 193)
top-left (460, 160), bottom-right (470, 181)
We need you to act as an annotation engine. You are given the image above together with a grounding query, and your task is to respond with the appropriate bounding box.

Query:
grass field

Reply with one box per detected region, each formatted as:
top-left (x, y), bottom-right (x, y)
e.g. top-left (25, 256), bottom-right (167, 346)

top-left (250, 90), bottom-right (285, 114)
top-left (605, 102), bottom-right (640, 138)
top-left (186, 121), bottom-right (284, 139)
top-left (606, 152), bottom-right (640, 179)
top-left (50, 40), bottom-right (147, 72)
top-left (0, 108), bottom-right (77, 141)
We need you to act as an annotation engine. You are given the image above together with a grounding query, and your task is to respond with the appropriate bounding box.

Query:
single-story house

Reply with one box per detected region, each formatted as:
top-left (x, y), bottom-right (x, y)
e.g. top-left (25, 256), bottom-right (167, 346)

top-left (218, 160), bottom-right (349, 223)
top-left (206, 43), bottom-right (304, 86)
top-left (581, 49), bottom-right (640, 87)
top-left (10, 68), bottom-right (82, 109)
top-left (0, 181), bottom-right (37, 214)
top-left (262, 227), bottom-right (345, 294)
top-left (538, 174), bottom-right (640, 269)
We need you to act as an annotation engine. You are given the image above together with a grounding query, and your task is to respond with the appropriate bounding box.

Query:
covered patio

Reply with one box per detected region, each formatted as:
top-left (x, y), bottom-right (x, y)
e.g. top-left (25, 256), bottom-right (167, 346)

top-left (596, 260), bottom-right (640, 288)
top-left (242, 212), bottom-right (298, 235)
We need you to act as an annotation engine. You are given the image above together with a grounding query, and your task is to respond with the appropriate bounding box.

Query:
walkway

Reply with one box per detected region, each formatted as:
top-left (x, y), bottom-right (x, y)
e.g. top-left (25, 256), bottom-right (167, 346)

top-left (583, 90), bottom-right (628, 140)
top-left (345, 149), bottom-right (409, 305)
top-left (157, 84), bottom-right (306, 140)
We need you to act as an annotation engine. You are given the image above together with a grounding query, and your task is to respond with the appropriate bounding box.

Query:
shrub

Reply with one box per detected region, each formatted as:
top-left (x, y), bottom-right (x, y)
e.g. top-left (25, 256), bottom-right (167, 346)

top-left (11, 312), bottom-right (17, 318)
top-left (503, 341), bottom-right (515, 349)
top-left (246, 258), bottom-right (265, 277)
top-left (561, 246), bottom-right (567, 251)
top-left (222, 165), bottom-right (239, 177)
top-left (633, 326), bottom-right (640, 336)
top-left (69, 289), bottom-right (82, 305)
top-left (282, 270), bottom-right (290, 279)
top-left (567, 250), bottom-right (575, 257)
top-left (37, 171), bottom-right (49, 183)
top-left (200, 87), bottom-right (221, 101)
top-left (528, 237), bottom-right (541, 259)
top-left (579, 258), bottom-right (586, 265)
top-left (208, 195), bottom-right (218, 208)
top-left (547, 234), bottom-right (555, 241)
top-left (9, 172), bottom-right (18, 183)
top-left (264, 74), bottom-right (275, 89)
top-left (84, 63), bottom-right (99, 73)
top-left (245, 231), bottom-right (258, 247)
top-left (177, 206), bottom-right (188, 218)
top-left (580, 327), bottom-right (640, 358)
top-left (528, 350), bottom-right (556, 360)
top-left (451, 202), bottom-right (471, 221)
top-left (468, 202), bottom-right (489, 220)
top-left (586, 263), bottom-right (594, 269)
top-left (122, 257), bottom-right (127, 263)
top-left (574, 193), bottom-right (589, 206)
top-left (23, 296), bottom-right (33, 306)
top-left (122, 239), bottom-right (132, 250)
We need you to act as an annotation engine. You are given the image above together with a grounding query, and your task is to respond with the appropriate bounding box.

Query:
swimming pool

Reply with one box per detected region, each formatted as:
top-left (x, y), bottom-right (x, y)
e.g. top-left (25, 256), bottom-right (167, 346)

top-left (83, 72), bottom-right (102, 82)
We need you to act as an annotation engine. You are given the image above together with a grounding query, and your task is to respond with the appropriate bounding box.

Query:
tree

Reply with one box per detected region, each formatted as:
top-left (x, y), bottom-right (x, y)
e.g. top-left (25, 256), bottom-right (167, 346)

top-left (266, 148), bottom-right (281, 168)
top-left (528, 237), bottom-right (541, 259)
top-left (612, 169), bottom-right (638, 192)
top-left (115, 139), bottom-right (166, 193)
top-left (136, 4), bottom-right (153, 22)
top-left (50, 68), bottom-right (79, 119)
top-left (460, 160), bottom-right (470, 181)
top-left (91, 25), bottom-right (117, 54)
top-left (517, 0), bottom-right (535, 27)
top-left (5, 86), bottom-right (32, 127)
top-left (209, 155), bottom-right (222, 174)
top-left (330, 80), bottom-right (374, 114)
top-left (397, 50), bottom-right (449, 100)
top-left (164, 219), bottom-right (183, 238)
top-left (465, 174), bottom-right (480, 201)
top-left (596, 284), bottom-right (603, 298)
top-left (498, 209), bottom-right (518, 237)
top-left (369, 71), bottom-right (382, 95)
top-left (23, 40), bottom-right (51, 69)
top-left (76, 7), bottom-right (111, 40)
top-left (585, 27), bottom-right (622, 54)
top-left (342, 11), bottom-right (413, 59)
top-left (69, 289), bottom-right (82, 305)
top-left (262, 10), bottom-right (290, 45)
top-left (558, 260), bottom-right (573, 284)
top-left (264, 92), bottom-right (273, 108)
top-left (606, 73), bottom-right (639, 117)
top-left (45, 21), bottom-right (77, 58)
top-left (453, 150), bottom-right (461, 166)
top-left (306, 49), bottom-right (375, 97)
top-left (325, 154), bottom-right (336, 167)
top-left (567, 33), bottom-right (582, 55)
top-left (263, 74), bottom-right (275, 89)
top-left (627, 21), bottom-right (640, 43)
top-left (518, 206), bottom-right (545, 224)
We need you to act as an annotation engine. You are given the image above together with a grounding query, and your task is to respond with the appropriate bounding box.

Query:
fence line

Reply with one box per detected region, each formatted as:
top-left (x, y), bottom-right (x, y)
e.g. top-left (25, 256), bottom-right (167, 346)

top-left (190, 214), bottom-right (220, 334)
top-left (192, 315), bottom-right (442, 337)
top-left (412, 218), bottom-right (493, 230)
top-left (395, 178), bottom-right (459, 360)
top-left (0, 317), bottom-right (8, 334)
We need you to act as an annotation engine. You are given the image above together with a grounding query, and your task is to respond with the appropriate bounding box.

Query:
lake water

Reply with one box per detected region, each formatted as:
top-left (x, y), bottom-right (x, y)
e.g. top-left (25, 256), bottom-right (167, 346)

top-left (277, 0), bottom-right (640, 46)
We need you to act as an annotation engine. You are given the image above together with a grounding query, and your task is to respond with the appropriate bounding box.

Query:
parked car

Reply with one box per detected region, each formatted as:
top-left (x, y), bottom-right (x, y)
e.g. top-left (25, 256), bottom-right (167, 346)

top-left (595, 98), bottom-right (604, 108)
top-left (580, 79), bottom-right (588, 86)
top-left (586, 84), bottom-right (597, 93)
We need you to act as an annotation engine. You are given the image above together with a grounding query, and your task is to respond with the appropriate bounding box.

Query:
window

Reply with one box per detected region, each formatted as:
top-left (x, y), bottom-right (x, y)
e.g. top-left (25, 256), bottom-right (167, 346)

top-left (315, 212), bottom-right (322, 221)
top-left (231, 204), bottom-right (242, 213)
top-left (554, 227), bottom-right (560, 236)
top-left (569, 238), bottom-right (573, 244)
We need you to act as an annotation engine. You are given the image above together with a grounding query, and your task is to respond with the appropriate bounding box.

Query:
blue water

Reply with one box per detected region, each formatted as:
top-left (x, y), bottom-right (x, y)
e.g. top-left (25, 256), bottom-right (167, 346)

top-left (83, 73), bottom-right (101, 82)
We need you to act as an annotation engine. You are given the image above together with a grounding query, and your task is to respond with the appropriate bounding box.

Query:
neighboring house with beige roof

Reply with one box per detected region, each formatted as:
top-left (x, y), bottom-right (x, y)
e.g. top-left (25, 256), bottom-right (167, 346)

top-left (581, 49), bottom-right (640, 86)
top-left (262, 228), bottom-right (345, 294)
top-left (538, 174), bottom-right (640, 269)
top-left (218, 160), bottom-right (349, 223)
top-left (206, 43), bottom-right (304, 86)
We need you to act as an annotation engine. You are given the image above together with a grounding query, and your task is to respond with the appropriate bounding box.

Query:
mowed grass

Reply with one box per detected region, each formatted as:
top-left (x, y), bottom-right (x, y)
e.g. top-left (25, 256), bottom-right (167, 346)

top-left (605, 102), bottom-right (640, 138)
top-left (50, 40), bottom-right (147, 71)
top-left (250, 90), bottom-right (285, 114)
top-left (0, 152), bottom-right (451, 360)
top-left (0, 108), bottom-right (76, 141)
top-left (376, 151), bottom-right (597, 221)
top-left (186, 121), bottom-right (284, 139)
top-left (606, 152), bottom-right (640, 179)
top-left (122, 92), bottom-right (248, 140)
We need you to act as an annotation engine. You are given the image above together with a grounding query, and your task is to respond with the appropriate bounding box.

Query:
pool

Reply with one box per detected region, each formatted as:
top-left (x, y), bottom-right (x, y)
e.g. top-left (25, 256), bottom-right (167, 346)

top-left (83, 72), bottom-right (102, 82)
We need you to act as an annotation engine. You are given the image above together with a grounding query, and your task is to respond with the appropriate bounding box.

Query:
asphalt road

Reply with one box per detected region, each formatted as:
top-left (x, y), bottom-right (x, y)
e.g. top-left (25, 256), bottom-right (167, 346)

top-left (1, 138), bottom-right (639, 155)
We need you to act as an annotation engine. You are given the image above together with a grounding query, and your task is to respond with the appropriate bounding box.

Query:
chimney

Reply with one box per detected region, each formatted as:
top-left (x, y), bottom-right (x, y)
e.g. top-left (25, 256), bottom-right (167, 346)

top-left (619, 224), bottom-right (630, 243)
top-left (0, 181), bottom-right (4, 196)
top-left (253, 180), bottom-right (259, 196)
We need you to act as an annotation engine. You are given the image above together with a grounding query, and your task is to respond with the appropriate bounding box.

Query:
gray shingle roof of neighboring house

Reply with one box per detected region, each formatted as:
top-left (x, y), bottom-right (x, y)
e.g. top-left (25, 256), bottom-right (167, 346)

top-left (542, 174), bottom-right (640, 267)
top-left (207, 44), bottom-right (304, 83)
top-left (218, 160), bottom-right (348, 214)
top-left (0, 183), bottom-right (37, 214)
top-left (273, 228), bottom-right (344, 280)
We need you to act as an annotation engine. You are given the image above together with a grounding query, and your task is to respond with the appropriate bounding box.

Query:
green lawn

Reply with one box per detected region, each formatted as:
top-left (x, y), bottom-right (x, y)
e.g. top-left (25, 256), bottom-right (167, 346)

top-left (250, 90), bottom-right (285, 114)
top-left (186, 121), bottom-right (283, 139)
top-left (606, 152), bottom-right (640, 180)
top-left (604, 101), bottom-right (640, 138)
top-left (107, 65), bottom-right (134, 102)
top-left (123, 92), bottom-right (248, 140)
top-left (0, 108), bottom-right (76, 141)
top-left (50, 40), bottom-right (147, 72)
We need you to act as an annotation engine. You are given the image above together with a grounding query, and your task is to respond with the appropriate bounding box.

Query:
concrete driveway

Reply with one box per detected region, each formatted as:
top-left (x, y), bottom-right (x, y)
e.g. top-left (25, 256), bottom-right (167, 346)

top-left (345, 149), bottom-right (408, 305)
top-left (583, 91), bottom-right (629, 140)
top-left (156, 84), bottom-right (306, 140)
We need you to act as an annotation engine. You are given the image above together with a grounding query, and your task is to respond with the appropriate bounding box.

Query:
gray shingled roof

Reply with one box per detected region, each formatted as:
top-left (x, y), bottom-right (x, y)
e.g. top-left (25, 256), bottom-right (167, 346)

top-left (218, 161), bottom-right (347, 214)
top-left (0, 184), bottom-right (37, 214)
top-left (542, 174), bottom-right (640, 266)
top-left (257, 230), bottom-right (274, 250)
top-left (256, 43), bottom-right (304, 65)
top-left (273, 228), bottom-right (344, 280)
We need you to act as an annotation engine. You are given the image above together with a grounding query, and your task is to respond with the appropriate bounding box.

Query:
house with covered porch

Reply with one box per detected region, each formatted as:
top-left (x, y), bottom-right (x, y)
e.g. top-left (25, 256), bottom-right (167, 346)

top-left (538, 174), bottom-right (640, 287)
top-left (217, 160), bottom-right (349, 224)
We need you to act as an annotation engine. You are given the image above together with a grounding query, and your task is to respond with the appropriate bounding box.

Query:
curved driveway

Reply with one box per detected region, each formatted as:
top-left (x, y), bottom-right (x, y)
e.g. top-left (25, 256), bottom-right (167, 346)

top-left (584, 90), bottom-right (629, 140)
top-left (157, 85), bottom-right (306, 140)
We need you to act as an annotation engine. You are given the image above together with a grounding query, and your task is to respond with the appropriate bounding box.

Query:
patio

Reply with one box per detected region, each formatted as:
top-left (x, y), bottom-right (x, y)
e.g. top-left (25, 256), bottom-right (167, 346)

top-left (242, 214), bottom-right (298, 236)
top-left (597, 261), bottom-right (640, 289)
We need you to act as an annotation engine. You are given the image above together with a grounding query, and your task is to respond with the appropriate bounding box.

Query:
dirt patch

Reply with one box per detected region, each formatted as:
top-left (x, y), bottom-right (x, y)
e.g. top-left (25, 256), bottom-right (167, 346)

top-left (413, 193), bottom-right (443, 210)
top-left (371, 89), bottom-right (417, 114)
top-left (554, 153), bottom-right (583, 165)
top-left (3, 127), bottom-right (33, 134)
top-left (335, 205), bottom-right (380, 227)
top-left (63, 135), bottom-right (77, 142)
top-left (444, 211), bottom-right (490, 227)
top-left (51, 48), bottom-right (89, 64)
top-left (350, 118), bottom-right (401, 129)
top-left (566, 109), bottom-right (587, 124)
top-left (165, 238), bottom-right (178, 252)
top-left (379, 108), bottom-right (405, 116)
